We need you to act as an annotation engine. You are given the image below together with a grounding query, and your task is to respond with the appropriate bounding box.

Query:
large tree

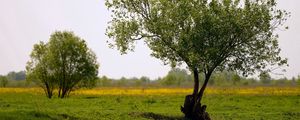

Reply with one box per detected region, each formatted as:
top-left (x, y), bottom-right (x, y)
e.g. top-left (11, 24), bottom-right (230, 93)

top-left (26, 31), bottom-right (99, 98)
top-left (105, 0), bottom-right (289, 119)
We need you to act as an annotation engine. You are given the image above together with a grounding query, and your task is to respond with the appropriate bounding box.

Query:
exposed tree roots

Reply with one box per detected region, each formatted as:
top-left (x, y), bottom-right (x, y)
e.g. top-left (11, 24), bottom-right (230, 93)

top-left (181, 95), bottom-right (211, 120)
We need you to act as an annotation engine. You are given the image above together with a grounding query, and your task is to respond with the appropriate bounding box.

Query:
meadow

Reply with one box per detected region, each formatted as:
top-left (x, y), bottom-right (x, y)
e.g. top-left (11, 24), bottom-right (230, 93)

top-left (0, 87), bottom-right (299, 120)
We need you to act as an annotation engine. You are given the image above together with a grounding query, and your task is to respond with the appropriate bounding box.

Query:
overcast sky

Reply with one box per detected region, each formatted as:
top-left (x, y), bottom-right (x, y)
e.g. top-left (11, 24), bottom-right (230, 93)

top-left (0, 0), bottom-right (299, 79)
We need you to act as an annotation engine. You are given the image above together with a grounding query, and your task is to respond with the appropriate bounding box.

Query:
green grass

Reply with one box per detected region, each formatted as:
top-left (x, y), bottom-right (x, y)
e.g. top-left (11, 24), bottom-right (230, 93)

top-left (0, 92), bottom-right (299, 120)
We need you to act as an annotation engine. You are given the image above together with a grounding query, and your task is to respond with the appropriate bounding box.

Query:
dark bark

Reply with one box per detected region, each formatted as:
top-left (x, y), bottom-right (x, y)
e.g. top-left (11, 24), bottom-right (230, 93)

top-left (192, 69), bottom-right (199, 96)
top-left (45, 82), bottom-right (52, 99)
top-left (181, 68), bottom-right (199, 116)
top-left (48, 90), bottom-right (52, 99)
top-left (60, 85), bottom-right (71, 98)
top-left (197, 71), bottom-right (212, 103)
top-left (181, 95), bottom-right (211, 120)
top-left (58, 87), bottom-right (61, 97)
top-left (47, 89), bottom-right (52, 99)
top-left (181, 70), bottom-right (213, 120)
top-left (181, 95), bottom-right (194, 118)
top-left (61, 89), bottom-right (67, 98)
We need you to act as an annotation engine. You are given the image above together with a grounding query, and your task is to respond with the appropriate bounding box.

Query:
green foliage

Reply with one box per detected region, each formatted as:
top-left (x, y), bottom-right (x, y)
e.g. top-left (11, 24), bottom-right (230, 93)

top-left (105, 0), bottom-right (289, 77)
top-left (26, 41), bottom-right (56, 98)
top-left (26, 31), bottom-right (99, 98)
top-left (97, 76), bottom-right (112, 87)
top-left (259, 71), bottom-right (272, 84)
top-left (232, 74), bottom-right (241, 85)
top-left (0, 76), bottom-right (8, 87)
top-left (105, 0), bottom-right (289, 106)
top-left (160, 68), bottom-right (192, 86)
top-left (297, 75), bottom-right (300, 86)
top-left (97, 76), bottom-right (151, 87)
top-left (140, 76), bottom-right (150, 85)
top-left (208, 71), bottom-right (257, 86)
top-left (117, 77), bottom-right (128, 86)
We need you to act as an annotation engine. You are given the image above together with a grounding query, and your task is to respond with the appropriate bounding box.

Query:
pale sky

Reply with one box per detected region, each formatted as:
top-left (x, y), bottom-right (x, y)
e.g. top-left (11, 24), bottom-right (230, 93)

top-left (0, 0), bottom-right (299, 79)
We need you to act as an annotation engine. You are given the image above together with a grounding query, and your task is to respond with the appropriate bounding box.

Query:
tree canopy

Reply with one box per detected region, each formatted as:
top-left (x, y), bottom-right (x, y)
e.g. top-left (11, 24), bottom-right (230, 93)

top-left (26, 31), bottom-right (99, 98)
top-left (106, 0), bottom-right (288, 76)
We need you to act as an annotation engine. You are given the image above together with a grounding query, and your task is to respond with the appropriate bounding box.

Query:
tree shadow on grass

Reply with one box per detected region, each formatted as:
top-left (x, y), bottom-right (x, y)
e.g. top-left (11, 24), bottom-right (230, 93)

top-left (30, 111), bottom-right (80, 120)
top-left (130, 112), bottom-right (185, 120)
top-left (84, 96), bottom-right (100, 99)
top-left (0, 110), bottom-right (58, 120)
top-left (30, 111), bottom-right (53, 119)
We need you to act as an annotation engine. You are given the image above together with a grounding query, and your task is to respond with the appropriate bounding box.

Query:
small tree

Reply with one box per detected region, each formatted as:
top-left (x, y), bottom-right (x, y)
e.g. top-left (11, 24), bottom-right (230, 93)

top-left (140, 76), bottom-right (150, 86)
top-left (232, 73), bottom-right (241, 85)
top-left (98, 76), bottom-right (112, 87)
top-left (259, 71), bottom-right (271, 85)
top-left (26, 42), bottom-right (56, 98)
top-left (105, 0), bottom-right (289, 119)
top-left (297, 75), bottom-right (300, 86)
top-left (27, 31), bottom-right (99, 98)
top-left (6, 71), bottom-right (16, 80)
top-left (0, 76), bottom-right (8, 87)
top-left (162, 68), bottom-right (190, 86)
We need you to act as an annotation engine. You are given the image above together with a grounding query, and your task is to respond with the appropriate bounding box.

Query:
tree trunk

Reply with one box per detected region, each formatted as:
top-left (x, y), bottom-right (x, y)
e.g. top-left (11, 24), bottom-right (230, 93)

top-left (61, 89), bottom-right (66, 98)
top-left (60, 86), bottom-right (70, 98)
top-left (45, 82), bottom-right (52, 99)
top-left (192, 69), bottom-right (199, 96)
top-left (197, 72), bottom-right (212, 103)
top-left (47, 89), bottom-right (52, 99)
top-left (62, 85), bottom-right (70, 98)
top-left (181, 71), bottom-right (212, 120)
top-left (58, 87), bottom-right (61, 97)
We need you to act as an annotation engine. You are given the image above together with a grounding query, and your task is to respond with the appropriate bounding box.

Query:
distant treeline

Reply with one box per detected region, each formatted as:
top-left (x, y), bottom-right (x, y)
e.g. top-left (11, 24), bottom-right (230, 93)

top-left (96, 68), bottom-right (300, 87)
top-left (0, 71), bottom-right (26, 81)
top-left (0, 69), bottom-right (299, 88)
top-left (0, 71), bottom-right (26, 87)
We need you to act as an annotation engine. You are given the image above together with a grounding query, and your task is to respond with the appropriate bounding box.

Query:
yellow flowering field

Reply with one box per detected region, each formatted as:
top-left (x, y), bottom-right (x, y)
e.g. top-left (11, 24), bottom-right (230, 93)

top-left (0, 87), bottom-right (299, 96)
top-left (0, 88), bottom-right (43, 94)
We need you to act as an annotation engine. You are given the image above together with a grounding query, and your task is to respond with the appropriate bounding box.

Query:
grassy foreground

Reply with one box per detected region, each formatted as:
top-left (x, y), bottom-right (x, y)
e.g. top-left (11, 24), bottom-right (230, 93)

top-left (0, 87), bottom-right (299, 120)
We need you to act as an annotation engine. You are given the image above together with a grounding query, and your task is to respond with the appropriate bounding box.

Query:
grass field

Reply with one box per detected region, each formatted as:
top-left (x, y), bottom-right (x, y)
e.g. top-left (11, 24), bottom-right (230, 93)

top-left (0, 87), bottom-right (299, 120)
